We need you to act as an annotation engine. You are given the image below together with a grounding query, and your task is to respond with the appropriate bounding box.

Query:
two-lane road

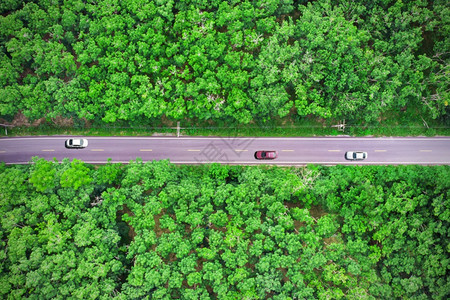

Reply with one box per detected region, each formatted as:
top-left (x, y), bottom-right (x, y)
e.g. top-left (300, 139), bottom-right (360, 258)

top-left (0, 136), bottom-right (449, 165)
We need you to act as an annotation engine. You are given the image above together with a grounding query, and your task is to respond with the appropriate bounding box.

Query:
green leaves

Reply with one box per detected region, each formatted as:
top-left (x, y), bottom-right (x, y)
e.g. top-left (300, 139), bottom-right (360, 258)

top-left (1, 160), bottom-right (449, 298)
top-left (0, 0), bottom-right (446, 126)
top-left (60, 158), bottom-right (92, 190)
top-left (0, 160), bottom-right (126, 299)
top-left (29, 157), bottom-right (57, 192)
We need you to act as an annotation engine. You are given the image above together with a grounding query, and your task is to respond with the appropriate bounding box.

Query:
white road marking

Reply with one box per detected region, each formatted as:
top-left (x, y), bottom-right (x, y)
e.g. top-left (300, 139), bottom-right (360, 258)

top-left (374, 150), bottom-right (387, 152)
top-left (328, 150), bottom-right (341, 152)
top-left (419, 150), bottom-right (432, 152)
top-left (91, 149), bottom-right (104, 151)
top-left (282, 150), bottom-right (294, 152)
top-left (170, 161), bottom-right (450, 165)
top-left (6, 161), bottom-right (450, 165)
top-left (187, 149), bottom-right (201, 152)
top-left (41, 149), bottom-right (55, 152)
top-left (2, 137), bottom-right (450, 141)
top-left (234, 149), bottom-right (248, 152)
top-left (139, 149), bottom-right (153, 151)
top-left (0, 151), bottom-right (6, 153)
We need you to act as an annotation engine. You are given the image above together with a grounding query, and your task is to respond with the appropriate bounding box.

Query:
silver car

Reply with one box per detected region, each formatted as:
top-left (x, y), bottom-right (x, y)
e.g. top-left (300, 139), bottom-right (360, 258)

top-left (65, 138), bottom-right (88, 149)
top-left (345, 151), bottom-right (367, 160)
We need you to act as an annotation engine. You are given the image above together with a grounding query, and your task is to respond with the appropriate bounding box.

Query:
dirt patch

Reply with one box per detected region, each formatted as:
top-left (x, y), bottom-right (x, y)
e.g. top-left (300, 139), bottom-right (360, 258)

top-left (317, 117), bottom-right (328, 126)
top-left (152, 132), bottom-right (176, 136)
top-left (309, 205), bottom-right (328, 219)
top-left (154, 209), bottom-right (171, 238)
top-left (32, 117), bottom-right (47, 126)
top-left (19, 68), bottom-right (38, 84)
top-left (245, 262), bottom-right (255, 272)
top-left (167, 252), bottom-right (177, 263)
top-left (160, 114), bottom-right (175, 127)
top-left (196, 257), bottom-right (208, 272)
top-left (323, 235), bottom-right (340, 246)
top-left (280, 116), bottom-right (294, 126)
top-left (88, 60), bottom-right (99, 67)
top-left (277, 267), bottom-right (289, 283)
top-left (43, 33), bottom-right (51, 42)
top-left (284, 201), bottom-right (303, 209)
top-left (9, 112), bottom-right (31, 126)
top-left (50, 115), bottom-right (74, 127)
top-left (377, 114), bottom-right (388, 122)
top-left (8, 112), bottom-right (45, 127)
top-left (116, 204), bottom-right (137, 242)
top-left (294, 220), bottom-right (305, 231)
top-left (7, 112), bottom-right (74, 128)
top-left (82, 117), bottom-right (91, 127)
top-left (210, 224), bottom-right (226, 233)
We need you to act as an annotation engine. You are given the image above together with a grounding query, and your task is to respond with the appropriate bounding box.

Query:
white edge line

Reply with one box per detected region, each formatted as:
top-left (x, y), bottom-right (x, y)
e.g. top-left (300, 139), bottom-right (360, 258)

top-left (2, 137), bottom-right (450, 141)
top-left (5, 161), bottom-right (450, 165)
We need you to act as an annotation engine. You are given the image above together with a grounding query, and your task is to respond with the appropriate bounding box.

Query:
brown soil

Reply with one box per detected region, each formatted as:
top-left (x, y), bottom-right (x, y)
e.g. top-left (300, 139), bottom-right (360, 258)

top-left (284, 201), bottom-right (303, 209)
top-left (10, 112), bottom-right (32, 126)
top-left (117, 204), bottom-right (137, 241)
top-left (160, 114), bottom-right (175, 126)
top-left (6, 112), bottom-right (74, 128)
top-left (32, 118), bottom-right (47, 126)
top-left (323, 235), bottom-right (340, 246)
top-left (309, 205), bottom-right (328, 219)
top-left (50, 115), bottom-right (74, 127)
top-left (153, 209), bottom-right (171, 238)
top-left (294, 220), bottom-right (306, 230)
top-left (196, 257), bottom-right (208, 272)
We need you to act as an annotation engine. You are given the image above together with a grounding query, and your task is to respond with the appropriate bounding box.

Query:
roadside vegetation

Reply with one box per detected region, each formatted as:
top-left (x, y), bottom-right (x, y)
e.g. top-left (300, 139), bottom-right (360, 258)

top-left (0, 159), bottom-right (448, 298)
top-left (2, 116), bottom-right (450, 137)
top-left (0, 0), bottom-right (449, 136)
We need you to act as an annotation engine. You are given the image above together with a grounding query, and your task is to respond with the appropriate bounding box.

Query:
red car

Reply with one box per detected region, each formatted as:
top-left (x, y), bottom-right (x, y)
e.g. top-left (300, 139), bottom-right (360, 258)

top-left (254, 150), bottom-right (278, 160)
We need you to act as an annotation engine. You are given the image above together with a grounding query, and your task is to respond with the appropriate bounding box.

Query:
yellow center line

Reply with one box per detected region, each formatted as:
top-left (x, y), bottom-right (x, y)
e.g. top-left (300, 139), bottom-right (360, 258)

top-left (42, 149), bottom-right (55, 152)
top-left (235, 149), bottom-right (248, 152)
top-left (91, 149), bottom-right (104, 151)
top-left (139, 149), bottom-right (153, 152)
top-left (374, 150), bottom-right (387, 152)
top-left (187, 149), bottom-right (201, 152)
top-left (328, 150), bottom-right (341, 152)
top-left (281, 150), bottom-right (294, 152)
top-left (419, 150), bottom-right (432, 152)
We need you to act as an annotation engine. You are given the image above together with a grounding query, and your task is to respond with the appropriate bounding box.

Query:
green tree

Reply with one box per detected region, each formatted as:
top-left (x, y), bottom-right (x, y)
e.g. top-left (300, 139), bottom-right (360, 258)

top-left (60, 158), bottom-right (92, 190)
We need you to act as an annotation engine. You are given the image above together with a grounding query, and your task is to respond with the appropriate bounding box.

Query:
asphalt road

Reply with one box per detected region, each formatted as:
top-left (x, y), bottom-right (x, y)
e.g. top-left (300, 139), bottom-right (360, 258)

top-left (1, 136), bottom-right (449, 165)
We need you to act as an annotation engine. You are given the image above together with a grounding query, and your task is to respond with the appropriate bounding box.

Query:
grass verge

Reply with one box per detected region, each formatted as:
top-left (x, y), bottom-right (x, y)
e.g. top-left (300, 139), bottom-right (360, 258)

top-left (1, 115), bottom-right (449, 137)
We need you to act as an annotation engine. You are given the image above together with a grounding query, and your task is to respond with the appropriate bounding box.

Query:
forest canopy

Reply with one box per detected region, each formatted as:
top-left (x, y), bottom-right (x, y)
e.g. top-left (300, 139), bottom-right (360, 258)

top-left (0, 0), bottom-right (448, 126)
top-left (0, 159), bottom-right (449, 298)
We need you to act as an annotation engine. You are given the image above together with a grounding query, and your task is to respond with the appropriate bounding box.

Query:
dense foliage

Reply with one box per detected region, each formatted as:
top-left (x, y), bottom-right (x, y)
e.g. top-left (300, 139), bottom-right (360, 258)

top-left (0, 159), bottom-right (448, 298)
top-left (0, 0), bottom-right (448, 126)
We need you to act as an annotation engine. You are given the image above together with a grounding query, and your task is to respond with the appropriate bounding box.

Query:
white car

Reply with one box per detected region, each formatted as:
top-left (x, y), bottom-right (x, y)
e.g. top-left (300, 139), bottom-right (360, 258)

top-left (345, 151), bottom-right (367, 160)
top-left (65, 138), bottom-right (88, 149)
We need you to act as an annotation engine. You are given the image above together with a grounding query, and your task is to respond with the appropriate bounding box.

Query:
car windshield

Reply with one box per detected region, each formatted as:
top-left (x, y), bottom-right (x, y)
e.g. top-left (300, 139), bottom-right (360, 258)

top-left (261, 152), bottom-right (266, 158)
